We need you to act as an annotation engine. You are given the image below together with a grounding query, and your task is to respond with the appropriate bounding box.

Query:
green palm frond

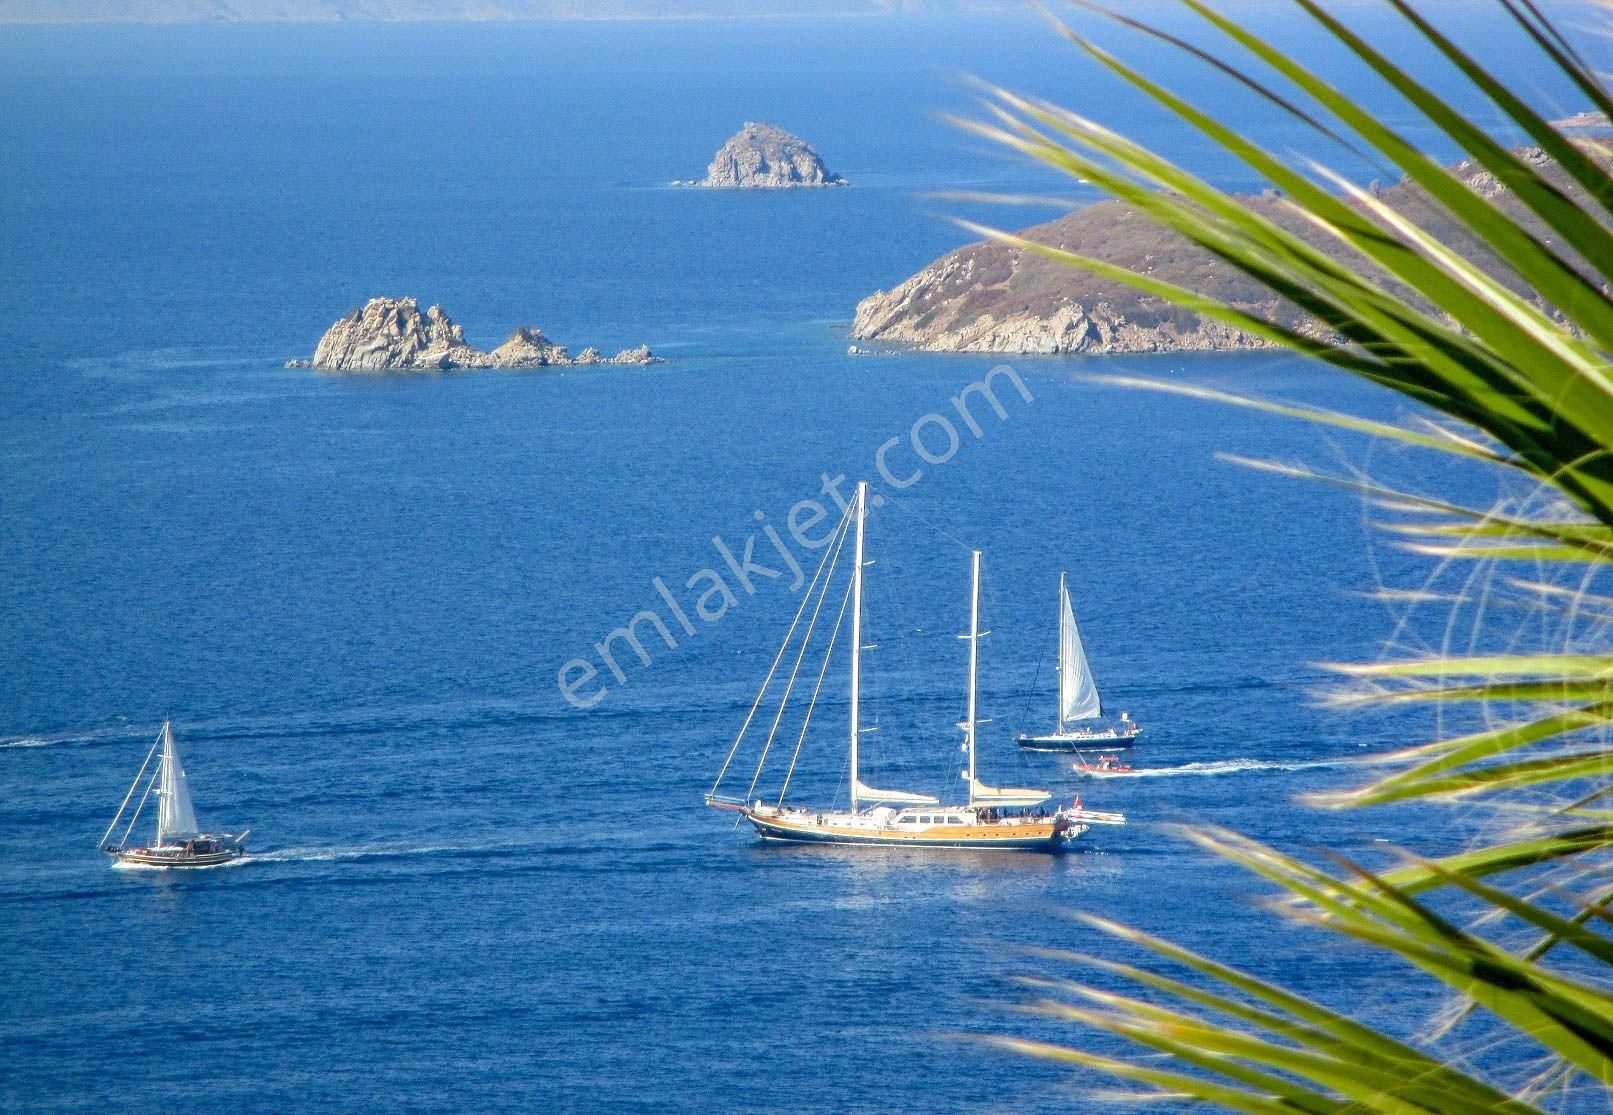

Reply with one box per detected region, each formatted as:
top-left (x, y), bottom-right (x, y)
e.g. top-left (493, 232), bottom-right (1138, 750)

top-left (1015, 828), bottom-right (1613, 1104)
top-left (961, 1), bottom-right (1613, 1108)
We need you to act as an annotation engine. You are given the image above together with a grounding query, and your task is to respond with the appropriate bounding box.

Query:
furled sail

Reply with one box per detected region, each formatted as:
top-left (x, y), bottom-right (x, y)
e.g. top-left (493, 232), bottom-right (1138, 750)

top-left (967, 776), bottom-right (1050, 808)
top-left (1058, 581), bottom-right (1102, 726)
top-left (854, 780), bottom-right (938, 805)
top-left (156, 722), bottom-right (200, 844)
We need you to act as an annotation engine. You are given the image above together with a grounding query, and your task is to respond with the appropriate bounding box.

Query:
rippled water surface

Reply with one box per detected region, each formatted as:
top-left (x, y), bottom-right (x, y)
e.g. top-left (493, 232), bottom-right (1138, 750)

top-left (0, 9), bottom-right (1596, 1112)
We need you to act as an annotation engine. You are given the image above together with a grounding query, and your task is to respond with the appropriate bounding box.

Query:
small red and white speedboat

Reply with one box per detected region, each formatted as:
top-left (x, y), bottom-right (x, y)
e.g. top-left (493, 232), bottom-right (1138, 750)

top-left (1073, 753), bottom-right (1133, 775)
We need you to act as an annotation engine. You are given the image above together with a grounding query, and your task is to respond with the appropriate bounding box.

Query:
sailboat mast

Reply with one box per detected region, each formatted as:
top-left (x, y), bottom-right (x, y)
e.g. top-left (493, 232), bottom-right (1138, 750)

top-left (155, 720), bottom-right (173, 846)
top-left (848, 481), bottom-right (867, 812)
top-left (966, 549), bottom-right (981, 806)
top-left (1056, 572), bottom-right (1066, 733)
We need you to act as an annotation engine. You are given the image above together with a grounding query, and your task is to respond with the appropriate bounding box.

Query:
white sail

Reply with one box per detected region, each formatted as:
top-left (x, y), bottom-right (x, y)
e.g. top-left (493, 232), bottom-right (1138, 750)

top-left (854, 780), bottom-right (938, 805)
top-left (156, 722), bottom-right (199, 844)
top-left (1058, 577), bottom-right (1102, 727)
top-left (967, 775), bottom-right (1050, 808)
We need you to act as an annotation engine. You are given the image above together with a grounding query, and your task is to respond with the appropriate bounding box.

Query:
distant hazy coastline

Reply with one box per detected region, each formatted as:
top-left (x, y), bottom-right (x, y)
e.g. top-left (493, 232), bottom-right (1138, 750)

top-left (0, 0), bottom-right (1016, 25)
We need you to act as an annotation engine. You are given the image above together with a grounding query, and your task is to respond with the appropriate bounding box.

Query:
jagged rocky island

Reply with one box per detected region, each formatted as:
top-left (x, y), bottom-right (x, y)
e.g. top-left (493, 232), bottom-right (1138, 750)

top-left (675, 122), bottom-right (847, 189)
top-left (851, 146), bottom-right (1588, 356)
top-left (288, 298), bottom-right (661, 371)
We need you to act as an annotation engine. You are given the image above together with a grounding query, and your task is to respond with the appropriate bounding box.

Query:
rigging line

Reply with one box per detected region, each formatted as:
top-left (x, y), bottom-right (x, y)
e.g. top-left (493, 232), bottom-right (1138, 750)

top-left (120, 761), bottom-right (161, 849)
top-left (881, 490), bottom-right (1000, 793)
top-left (880, 488), bottom-right (976, 554)
top-left (864, 538), bottom-right (955, 798)
top-left (1014, 611), bottom-right (1053, 741)
top-left (868, 537), bottom-right (916, 788)
top-left (862, 536), bottom-right (884, 738)
top-left (98, 727), bottom-right (163, 848)
top-left (863, 502), bottom-right (924, 776)
top-left (832, 742), bottom-right (849, 810)
top-left (778, 569), bottom-right (854, 807)
top-left (744, 504), bottom-right (853, 803)
top-left (709, 499), bottom-right (853, 797)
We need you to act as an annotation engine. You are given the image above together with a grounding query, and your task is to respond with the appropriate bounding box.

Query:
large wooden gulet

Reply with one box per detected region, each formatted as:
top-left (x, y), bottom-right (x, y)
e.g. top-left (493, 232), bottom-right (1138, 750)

top-left (707, 482), bottom-right (1123, 851)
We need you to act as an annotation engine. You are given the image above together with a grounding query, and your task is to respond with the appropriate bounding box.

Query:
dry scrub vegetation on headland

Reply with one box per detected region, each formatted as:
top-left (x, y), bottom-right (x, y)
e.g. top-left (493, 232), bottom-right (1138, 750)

top-left (852, 146), bottom-right (1605, 355)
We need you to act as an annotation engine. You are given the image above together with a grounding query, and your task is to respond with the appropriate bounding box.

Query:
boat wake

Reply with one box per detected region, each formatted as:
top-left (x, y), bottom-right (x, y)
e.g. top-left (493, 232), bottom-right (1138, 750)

top-left (0, 737), bottom-right (66, 750)
top-left (1074, 757), bottom-right (1353, 779)
top-left (0, 727), bottom-right (128, 750)
top-left (109, 843), bottom-right (521, 870)
top-left (247, 840), bottom-right (531, 865)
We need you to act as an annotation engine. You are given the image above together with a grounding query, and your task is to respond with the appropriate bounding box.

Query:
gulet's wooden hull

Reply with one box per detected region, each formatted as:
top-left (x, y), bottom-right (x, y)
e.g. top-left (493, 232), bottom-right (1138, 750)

top-left (745, 809), bottom-right (1081, 851)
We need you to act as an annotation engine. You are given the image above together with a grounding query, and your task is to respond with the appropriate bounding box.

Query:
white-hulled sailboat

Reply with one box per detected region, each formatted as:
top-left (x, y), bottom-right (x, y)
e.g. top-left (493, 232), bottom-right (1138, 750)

top-left (100, 721), bottom-right (248, 868)
top-left (706, 482), bottom-right (1123, 850)
top-left (1017, 573), bottom-right (1141, 751)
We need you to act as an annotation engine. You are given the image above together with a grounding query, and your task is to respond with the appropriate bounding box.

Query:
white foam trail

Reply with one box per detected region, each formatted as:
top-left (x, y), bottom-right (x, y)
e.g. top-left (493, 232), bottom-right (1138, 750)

top-left (248, 840), bottom-right (523, 864)
top-left (0, 737), bottom-right (60, 750)
top-left (249, 845), bottom-right (451, 863)
top-left (1, 726), bottom-right (133, 750)
top-left (1074, 757), bottom-right (1352, 779)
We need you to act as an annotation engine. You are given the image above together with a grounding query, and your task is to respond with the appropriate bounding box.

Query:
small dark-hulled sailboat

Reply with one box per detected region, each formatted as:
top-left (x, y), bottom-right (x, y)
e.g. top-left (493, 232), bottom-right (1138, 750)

top-left (707, 482), bottom-right (1123, 850)
top-left (100, 721), bottom-right (247, 868)
top-left (1017, 573), bottom-right (1142, 751)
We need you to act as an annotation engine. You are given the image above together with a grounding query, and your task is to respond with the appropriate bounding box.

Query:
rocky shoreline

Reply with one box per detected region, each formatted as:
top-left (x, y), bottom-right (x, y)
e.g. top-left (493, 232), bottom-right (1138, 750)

top-left (851, 268), bottom-right (1287, 356)
top-left (287, 298), bottom-right (661, 371)
top-left (851, 145), bottom-right (1588, 356)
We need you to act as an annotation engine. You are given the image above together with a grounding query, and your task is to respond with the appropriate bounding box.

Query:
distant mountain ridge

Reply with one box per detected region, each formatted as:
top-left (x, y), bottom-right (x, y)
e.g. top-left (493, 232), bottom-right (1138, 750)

top-left (0, 0), bottom-right (1012, 23)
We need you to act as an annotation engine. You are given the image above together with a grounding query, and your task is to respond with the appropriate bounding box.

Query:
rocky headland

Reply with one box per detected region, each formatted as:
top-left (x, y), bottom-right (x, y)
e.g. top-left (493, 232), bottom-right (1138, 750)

top-left (676, 122), bottom-right (847, 189)
top-left (852, 146), bottom-right (1590, 356)
top-left (1551, 110), bottom-right (1610, 131)
top-left (287, 298), bottom-right (662, 371)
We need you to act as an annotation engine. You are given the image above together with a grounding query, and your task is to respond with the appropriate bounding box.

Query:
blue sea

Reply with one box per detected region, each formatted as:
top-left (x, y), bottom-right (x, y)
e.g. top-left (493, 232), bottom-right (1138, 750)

top-left (0, 7), bottom-right (1598, 1111)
